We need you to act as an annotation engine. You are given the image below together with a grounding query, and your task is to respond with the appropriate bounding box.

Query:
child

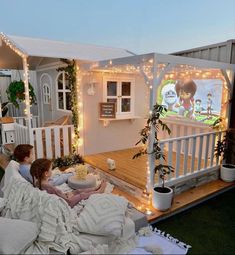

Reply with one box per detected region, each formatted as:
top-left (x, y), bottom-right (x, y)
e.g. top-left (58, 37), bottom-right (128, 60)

top-left (13, 144), bottom-right (73, 186)
top-left (30, 158), bottom-right (106, 208)
top-left (13, 144), bottom-right (34, 183)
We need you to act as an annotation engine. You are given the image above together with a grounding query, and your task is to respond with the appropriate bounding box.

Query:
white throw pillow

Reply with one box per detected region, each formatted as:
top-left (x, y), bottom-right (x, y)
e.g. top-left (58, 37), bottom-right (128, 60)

top-left (77, 194), bottom-right (128, 237)
top-left (0, 217), bottom-right (38, 254)
top-left (1, 160), bottom-right (27, 196)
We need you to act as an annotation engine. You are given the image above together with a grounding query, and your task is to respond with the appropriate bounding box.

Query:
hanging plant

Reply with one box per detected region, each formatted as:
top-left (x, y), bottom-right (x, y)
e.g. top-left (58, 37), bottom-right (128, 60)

top-left (57, 59), bottom-right (80, 153)
top-left (6, 80), bottom-right (37, 108)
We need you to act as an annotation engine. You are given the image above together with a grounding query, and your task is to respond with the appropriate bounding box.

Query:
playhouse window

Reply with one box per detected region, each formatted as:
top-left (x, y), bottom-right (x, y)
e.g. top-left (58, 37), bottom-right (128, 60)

top-left (42, 84), bottom-right (51, 104)
top-left (104, 78), bottom-right (134, 117)
top-left (57, 72), bottom-right (71, 111)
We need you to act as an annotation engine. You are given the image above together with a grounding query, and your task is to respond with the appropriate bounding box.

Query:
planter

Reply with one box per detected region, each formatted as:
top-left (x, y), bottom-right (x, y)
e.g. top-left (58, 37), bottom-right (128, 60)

top-left (152, 186), bottom-right (173, 211)
top-left (220, 164), bottom-right (235, 182)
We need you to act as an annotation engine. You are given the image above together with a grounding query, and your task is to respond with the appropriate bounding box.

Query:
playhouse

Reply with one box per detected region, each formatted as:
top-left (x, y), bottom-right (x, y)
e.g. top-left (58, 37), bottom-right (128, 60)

top-left (0, 33), bottom-right (235, 199)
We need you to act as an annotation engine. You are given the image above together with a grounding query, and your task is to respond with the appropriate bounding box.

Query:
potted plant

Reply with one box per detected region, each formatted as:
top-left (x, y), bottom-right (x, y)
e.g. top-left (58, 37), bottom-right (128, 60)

top-left (6, 80), bottom-right (37, 108)
top-left (133, 103), bottom-right (174, 211)
top-left (214, 128), bottom-right (235, 182)
top-left (53, 153), bottom-right (84, 171)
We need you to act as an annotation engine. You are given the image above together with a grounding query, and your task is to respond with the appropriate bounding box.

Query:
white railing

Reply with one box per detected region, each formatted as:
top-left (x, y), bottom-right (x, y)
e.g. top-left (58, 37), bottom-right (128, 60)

top-left (14, 123), bottom-right (29, 145)
top-left (158, 117), bottom-right (212, 140)
top-left (13, 116), bottom-right (39, 128)
top-left (30, 125), bottom-right (74, 159)
top-left (157, 130), bottom-right (225, 186)
top-left (7, 102), bottom-right (38, 117)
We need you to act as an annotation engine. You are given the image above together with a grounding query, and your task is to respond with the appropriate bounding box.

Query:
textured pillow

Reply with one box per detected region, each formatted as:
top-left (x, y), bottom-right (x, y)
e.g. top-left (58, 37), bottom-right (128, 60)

top-left (77, 194), bottom-right (128, 237)
top-left (0, 198), bottom-right (6, 213)
top-left (0, 217), bottom-right (38, 254)
top-left (1, 160), bottom-right (27, 196)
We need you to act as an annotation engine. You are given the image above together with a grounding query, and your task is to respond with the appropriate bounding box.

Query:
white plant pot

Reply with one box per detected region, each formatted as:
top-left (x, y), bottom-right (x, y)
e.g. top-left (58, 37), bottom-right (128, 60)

top-left (152, 186), bottom-right (173, 211)
top-left (220, 164), bottom-right (235, 182)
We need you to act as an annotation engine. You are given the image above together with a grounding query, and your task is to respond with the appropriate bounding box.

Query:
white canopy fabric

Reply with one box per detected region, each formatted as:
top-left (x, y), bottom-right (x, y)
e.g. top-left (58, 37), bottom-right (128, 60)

top-left (0, 33), bottom-right (134, 69)
top-left (8, 35), bottom-right (134, 61)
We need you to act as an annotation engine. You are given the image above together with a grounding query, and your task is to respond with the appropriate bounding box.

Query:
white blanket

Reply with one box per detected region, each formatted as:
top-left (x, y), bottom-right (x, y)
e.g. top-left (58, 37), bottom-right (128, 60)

top-left (1, 177), bottom-right (137, 254)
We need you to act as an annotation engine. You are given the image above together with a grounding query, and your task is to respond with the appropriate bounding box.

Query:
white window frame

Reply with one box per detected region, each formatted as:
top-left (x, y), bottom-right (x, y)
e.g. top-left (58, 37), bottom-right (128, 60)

top-left (42, 83), bottom-right (51, 104)
top-left (56, 71), bottom-right (71, 112)
top-left (103, 76), bottom-right (135, 118)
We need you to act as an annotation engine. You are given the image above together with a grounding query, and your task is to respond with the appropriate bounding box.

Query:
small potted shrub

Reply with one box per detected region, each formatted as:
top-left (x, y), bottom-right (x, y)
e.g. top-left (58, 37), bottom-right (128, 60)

top-left (214, 129), bottom-right (235, 182)
top-left (133, 103), bottom-right (174, 211)
top-left (53, 154), bottom-right (84, 171)
top-left (6, 80), bottom-right (37, 108)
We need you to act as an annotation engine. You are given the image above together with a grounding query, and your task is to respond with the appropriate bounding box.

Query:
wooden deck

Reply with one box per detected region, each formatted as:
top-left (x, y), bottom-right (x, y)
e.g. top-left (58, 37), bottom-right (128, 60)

top-left (84, 147), bottom-right (208, 190)
top-left (113, 179), bottom-right (235, 223)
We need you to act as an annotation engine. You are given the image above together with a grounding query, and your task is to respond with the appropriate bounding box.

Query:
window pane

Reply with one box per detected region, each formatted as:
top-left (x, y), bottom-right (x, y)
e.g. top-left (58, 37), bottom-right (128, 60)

top-left (58, 92), bottom-right (64, 109)
top-left (107, 81), bottom-right (117, 96)
top-left (66, 92), bottom-right (71, 110)
top-left (58, 73), bottom-right (63, 90)
top-left (121, 98), bottom-right (131, 112)
top-left (122, 82), bottom-right (131, 96)
top-left (107, 99), bottom-right (117, 111)
top-left (65, 73), bottom-right (70, 90)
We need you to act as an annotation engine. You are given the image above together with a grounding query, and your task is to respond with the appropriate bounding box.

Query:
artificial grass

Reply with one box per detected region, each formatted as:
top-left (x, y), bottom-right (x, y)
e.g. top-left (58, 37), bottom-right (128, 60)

top-left (152, 188), bottom-right (235, 254)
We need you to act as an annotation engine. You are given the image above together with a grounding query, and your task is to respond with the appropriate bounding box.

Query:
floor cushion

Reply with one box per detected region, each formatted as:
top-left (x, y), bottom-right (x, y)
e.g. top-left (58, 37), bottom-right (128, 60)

top-left (0, 217), bottom-right (38, 254)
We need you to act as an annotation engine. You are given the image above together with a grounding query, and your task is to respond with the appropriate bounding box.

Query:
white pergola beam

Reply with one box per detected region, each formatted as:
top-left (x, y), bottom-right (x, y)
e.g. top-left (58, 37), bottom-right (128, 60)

top-left (22, 56), bottom-right (32, 143)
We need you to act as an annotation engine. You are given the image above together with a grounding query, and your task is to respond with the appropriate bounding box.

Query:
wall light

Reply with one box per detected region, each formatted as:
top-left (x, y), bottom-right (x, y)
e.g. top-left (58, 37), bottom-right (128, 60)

top-left (87, 79), bottom-right (96, 96)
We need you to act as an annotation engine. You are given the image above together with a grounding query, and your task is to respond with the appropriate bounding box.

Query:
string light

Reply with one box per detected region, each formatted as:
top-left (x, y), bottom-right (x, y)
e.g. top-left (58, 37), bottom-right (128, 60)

top-left (0, 32), bottom-right (27, 58)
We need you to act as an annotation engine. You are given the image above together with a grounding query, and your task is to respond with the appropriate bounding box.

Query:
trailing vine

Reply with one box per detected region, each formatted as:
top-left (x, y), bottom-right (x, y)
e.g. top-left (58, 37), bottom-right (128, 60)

top-left (57, 59), bottom-right (80, 153)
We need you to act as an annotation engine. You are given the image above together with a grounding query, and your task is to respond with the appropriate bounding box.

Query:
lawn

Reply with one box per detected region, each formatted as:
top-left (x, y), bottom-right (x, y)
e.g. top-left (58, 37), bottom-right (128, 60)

top-left (153, 188), bottom-right (235, 254)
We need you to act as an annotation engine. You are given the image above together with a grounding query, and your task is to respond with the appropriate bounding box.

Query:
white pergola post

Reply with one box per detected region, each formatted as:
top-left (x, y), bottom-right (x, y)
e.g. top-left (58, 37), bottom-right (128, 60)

top-left (147, 54), bottom-right (175, 192)
top-left (147, 54), bottom-right (158, 192)
top-left (22, 56), bottom-right (32, 144)
top-left (75, 61), bottom-right (85, 155)
top-left (221, 69), bottom-right (235, 128)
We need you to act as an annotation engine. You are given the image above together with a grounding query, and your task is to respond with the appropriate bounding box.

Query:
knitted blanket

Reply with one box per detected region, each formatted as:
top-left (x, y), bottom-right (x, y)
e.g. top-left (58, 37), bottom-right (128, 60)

top-left (1, 177), bottom-right (137, 254)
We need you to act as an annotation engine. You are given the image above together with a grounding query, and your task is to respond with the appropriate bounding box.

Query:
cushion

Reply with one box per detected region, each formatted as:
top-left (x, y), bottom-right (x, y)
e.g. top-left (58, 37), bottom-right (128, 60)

top-left (0, 217), bottom-right (38, 254)
top-left (77, 194), bottom-right (128, 237)
top-left (68, 175), bottom-right (96, 189)
top-left (0, 198), bottom-right (6, 213)
top-left (1, 160), bottom-right (27, 196)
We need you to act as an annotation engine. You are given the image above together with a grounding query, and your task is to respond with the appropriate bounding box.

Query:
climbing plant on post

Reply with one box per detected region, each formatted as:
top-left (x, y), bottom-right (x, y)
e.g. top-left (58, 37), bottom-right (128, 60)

top-left (57, 59), bottom-right (80, 154)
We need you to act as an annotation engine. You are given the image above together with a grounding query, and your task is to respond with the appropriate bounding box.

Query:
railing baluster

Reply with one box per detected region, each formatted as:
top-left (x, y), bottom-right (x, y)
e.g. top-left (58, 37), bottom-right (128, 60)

top-left (204, 134), bottom-right (210, 169)
top-left (197, 136), bottom-right (203, 170)
top-left (159, 143), bottom-right (165, 185)
top-left (216, 132), bottom-right (222, 166)
top-left (45, 128), bottom-right (52, 159)
top-left (35, 129), bottom-right (43, 158)
top-left (54, 127), bottom-right (61, 158)
top-left (183, 138), bottom-right (189, 175)
top-left (168, 141), bottom-right (173, 180)
top-left (210, 133), bottom-right (216, 167)
top-left (63, 127), bottom-right (69, 155)
top-left (191, 137), bottom-right (196, 173)
top-left (175, 140), bottom-right (181, 178)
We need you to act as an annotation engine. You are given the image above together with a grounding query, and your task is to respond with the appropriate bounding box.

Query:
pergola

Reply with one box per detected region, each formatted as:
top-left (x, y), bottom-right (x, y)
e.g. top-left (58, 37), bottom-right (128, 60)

top-left (89, 53), bottom-right (235, 192)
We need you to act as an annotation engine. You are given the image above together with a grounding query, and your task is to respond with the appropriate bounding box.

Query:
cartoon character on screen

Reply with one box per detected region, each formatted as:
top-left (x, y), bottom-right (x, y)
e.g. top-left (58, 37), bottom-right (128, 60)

top-left (194, 99), bottom-right (202, 115)
top-left (207, 92), bottom-right (213, 119)
top-left (175, 79), bottom-right (197, 119)
top-left (161, 83), bottom-right (178, 112)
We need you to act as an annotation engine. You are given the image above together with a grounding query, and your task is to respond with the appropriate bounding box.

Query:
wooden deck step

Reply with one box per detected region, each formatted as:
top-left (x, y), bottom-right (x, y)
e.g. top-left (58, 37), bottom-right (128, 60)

top-left (112, 179), bottom-right (235, 224)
